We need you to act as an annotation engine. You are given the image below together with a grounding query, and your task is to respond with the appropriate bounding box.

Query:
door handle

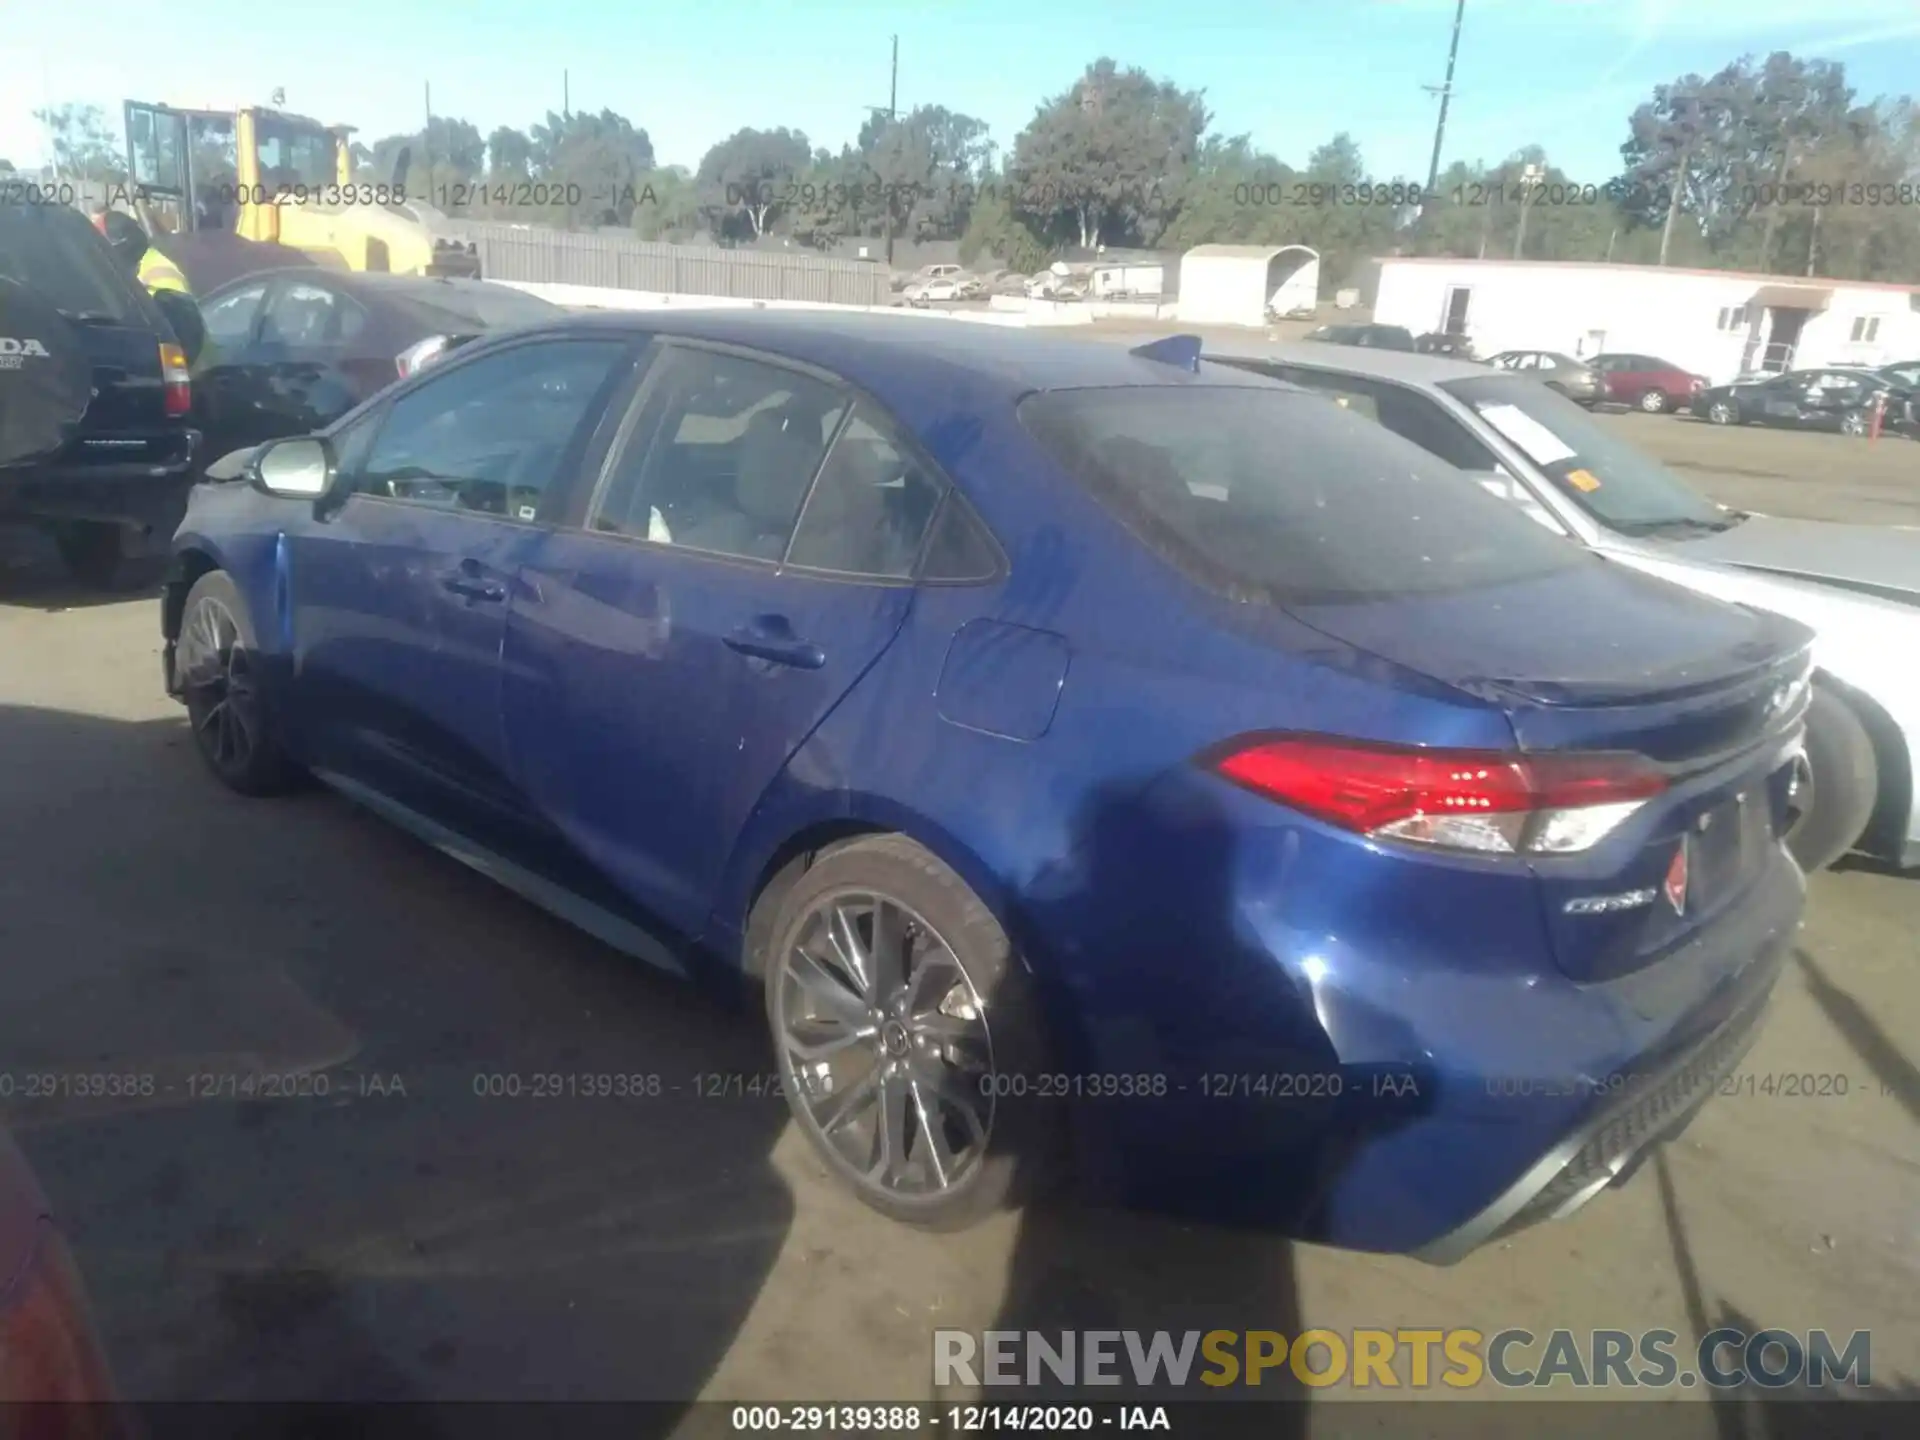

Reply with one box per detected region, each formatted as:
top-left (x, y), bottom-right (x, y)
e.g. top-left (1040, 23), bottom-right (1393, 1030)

top-left (441, 574), bottom-right (507, 603)
top-left (725, 624), bottom-right (825, 670)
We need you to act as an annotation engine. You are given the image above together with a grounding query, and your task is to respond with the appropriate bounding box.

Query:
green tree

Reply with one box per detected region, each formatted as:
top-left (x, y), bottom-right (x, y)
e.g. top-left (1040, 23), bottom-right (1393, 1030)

top-left (696, 127), bottom-right (812, 238)
top-left (631, 165), bottom-right (706, 242)
top-left (529, 109), bottom-right (657, 227)
top-left (1008, 58), bottom-right (1207, 248)
top-left (34, 104), bottom-right (125, 183)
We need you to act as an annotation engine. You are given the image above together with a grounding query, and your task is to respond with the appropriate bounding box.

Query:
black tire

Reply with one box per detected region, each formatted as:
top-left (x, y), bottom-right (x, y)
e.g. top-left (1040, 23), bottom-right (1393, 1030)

top-left (1706, 399), bottom-right (1738, 426)
top-left (1637, 389), bottom-right (1668, 414)
top-left (175, 570), bottom-right (302, 796)
top-left (760, 833), bottom-right (1058, 1230)
top-left (51, 520), bottom-right (165, 592)
top-left (1839, 408), bottom-right (1871, 438)
top-left (1788, 685), bottom-right (1878, 873)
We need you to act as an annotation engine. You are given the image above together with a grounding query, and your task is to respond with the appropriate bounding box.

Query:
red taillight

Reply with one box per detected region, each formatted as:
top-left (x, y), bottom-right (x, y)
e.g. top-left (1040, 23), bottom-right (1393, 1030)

top-left (1209, 736), bottom-right (1667, 855)
top-left (0, 1223), bottom-right (119, 1424)
top-left (159, 342), bottom-right (191, 418)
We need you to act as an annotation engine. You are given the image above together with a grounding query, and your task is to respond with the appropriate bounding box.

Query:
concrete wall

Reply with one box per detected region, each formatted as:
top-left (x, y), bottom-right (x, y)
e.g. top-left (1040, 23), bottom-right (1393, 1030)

top-left (1374, 260), bottom-right (1920, 383)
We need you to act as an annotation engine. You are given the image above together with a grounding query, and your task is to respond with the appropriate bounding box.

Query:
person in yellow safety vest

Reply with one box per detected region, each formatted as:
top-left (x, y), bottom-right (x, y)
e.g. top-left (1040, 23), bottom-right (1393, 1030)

top-left (91, 208), bottom-right (189, 295)
top-left (136, 245), bottom-right (191, 297)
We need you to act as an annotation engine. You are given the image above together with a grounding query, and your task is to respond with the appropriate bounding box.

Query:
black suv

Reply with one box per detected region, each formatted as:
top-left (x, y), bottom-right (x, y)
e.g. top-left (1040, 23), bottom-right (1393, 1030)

top-left (1, 201), bottom-right (200, 588)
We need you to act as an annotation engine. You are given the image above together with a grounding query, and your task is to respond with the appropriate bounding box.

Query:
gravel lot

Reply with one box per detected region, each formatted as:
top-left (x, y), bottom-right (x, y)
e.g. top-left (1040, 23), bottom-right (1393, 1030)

top-left (0, 415), bottom-right (1915, 1428)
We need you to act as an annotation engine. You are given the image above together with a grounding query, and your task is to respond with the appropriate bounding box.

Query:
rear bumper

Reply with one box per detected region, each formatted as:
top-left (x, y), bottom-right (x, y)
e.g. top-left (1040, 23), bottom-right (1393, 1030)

top-left (0, 432), bottom-right (201, 527)
top-left (1412, 863), bottom-right (1796, 1262)
top-left (1040, 777), bottom-right (1805, 1257)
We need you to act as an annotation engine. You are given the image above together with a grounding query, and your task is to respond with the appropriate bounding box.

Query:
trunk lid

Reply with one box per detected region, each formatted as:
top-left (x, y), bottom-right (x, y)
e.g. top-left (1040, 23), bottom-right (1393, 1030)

top-left (1287, 560), bottom-right (1813, 981)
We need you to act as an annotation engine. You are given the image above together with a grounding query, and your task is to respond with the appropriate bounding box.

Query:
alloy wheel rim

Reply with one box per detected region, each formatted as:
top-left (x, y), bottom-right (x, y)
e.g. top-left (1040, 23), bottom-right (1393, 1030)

top-left (1842, 412), bottom-right (1865, 436)
top-left (1709, 403), bottom-right (1733, 424)
top-left (775, 891), bottom-right (995, 1200)
top-left (1641, 391), bottom-right (1664, 411)
top-left (178, 596), bottom-right (258, 774)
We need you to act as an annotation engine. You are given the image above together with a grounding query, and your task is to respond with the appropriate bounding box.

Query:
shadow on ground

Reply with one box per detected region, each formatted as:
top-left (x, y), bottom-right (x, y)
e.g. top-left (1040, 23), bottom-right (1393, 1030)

top-left (0, 701), bottom-right (795, 1408)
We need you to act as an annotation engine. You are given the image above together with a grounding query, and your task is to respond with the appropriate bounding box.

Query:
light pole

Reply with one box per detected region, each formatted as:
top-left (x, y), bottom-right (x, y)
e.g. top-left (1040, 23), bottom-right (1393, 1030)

top-left (1512, 161), bottom-right (1543, 259)
top-left (1423, 0), bottom-right (1467, 198)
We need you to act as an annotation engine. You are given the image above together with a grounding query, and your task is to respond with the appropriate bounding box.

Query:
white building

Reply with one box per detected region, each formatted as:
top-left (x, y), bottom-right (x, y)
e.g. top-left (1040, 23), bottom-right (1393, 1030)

top-left (1372, 258), bottom-right (1920, 384)
top-left (1176, 245), bottom-right (1321, 327)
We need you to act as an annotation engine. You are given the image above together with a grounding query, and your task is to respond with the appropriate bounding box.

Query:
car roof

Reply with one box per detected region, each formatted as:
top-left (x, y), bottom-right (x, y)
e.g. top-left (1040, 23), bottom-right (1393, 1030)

top-left (1193, 336), bottom-right (1491, 386)
top-left (481, 309), bottom-right (1280, 401)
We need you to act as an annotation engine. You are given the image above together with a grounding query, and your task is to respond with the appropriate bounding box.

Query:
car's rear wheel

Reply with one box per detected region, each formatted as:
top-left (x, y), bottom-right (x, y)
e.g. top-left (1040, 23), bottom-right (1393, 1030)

top-left (1839, 408), bottom-right (1870, 438)
top-left (175, 570), bottom-right (302, 796)
top-left (1706, 400), bottom-right (1738, 425)
top-left (1638, 389), bottom-right (1668, 414)
top-left (50, 520), bottom-right (165, 592)
top-left (762, 834), bottom-right (1057, 1230)
top-left (1787, 685), bottom-right (1878, 873)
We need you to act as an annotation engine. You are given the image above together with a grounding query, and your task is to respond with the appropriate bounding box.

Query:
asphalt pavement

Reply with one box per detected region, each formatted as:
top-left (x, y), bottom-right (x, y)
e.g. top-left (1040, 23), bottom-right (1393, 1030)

top-left (0, 420), bottom-right (1915, 1426)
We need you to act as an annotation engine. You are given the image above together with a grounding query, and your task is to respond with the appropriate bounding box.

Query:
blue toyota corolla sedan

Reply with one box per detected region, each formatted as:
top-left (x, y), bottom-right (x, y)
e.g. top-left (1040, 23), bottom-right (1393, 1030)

top-left (160, 312), bottom-right (1812, 1259)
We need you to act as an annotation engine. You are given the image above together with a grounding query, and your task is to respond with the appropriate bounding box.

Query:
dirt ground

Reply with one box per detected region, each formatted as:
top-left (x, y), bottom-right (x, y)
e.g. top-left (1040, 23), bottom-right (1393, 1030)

top-left (0, 414), bottom-right (1915, 1431)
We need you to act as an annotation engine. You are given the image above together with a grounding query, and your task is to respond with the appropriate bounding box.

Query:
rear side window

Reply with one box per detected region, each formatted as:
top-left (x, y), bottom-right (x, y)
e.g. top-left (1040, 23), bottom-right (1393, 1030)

top-left (0, 206), bottom-right (136, 322)
top-left (1019, 386), bottom-right (1583, 604)
top-left (786, 405), bottom-right (946, 578)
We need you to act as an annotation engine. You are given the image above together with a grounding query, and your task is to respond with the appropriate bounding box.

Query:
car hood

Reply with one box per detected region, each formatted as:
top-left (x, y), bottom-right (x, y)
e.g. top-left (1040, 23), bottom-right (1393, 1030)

top-left (1674, 515), bottom-right (1920, 605)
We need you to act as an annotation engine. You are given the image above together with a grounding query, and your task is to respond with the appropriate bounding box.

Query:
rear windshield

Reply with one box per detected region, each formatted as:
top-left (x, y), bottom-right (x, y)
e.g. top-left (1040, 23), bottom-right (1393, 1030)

top-left (383, 281), bottom-right (560, 334)
top-left (0, 205), bottom-right (136, 323)
top-left (1018, 384), bottom-right (1585, 604)
top-left (1439, 374), bottom-right (1725, 532)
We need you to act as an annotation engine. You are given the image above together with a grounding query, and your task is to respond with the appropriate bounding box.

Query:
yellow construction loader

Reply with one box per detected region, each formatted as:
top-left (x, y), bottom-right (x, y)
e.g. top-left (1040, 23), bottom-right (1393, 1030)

top-left (121, 100), bottom-right (479, 287)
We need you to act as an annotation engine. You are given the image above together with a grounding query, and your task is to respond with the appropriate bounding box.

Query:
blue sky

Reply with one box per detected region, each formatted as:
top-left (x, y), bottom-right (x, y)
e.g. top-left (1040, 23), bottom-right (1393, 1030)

top-left (5, 0), bottom-right (1917, 184)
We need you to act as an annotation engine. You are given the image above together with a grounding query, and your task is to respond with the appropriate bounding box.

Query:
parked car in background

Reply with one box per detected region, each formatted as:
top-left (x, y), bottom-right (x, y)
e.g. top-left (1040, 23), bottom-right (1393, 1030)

top-left (1415, 332), bottom-right (1479, 361)
top-left (1, 199), bottom-right (200, 589)
top-left (1207, 339), bottom-right (1919, 877)
top-left (904, 278), bottom-right (966, 305)
top-left (1588, 353), bottom-right (1707, 413)
top-left (1303, 323), bottom-right (1416, 351)
top-left (0, 1124), bottom-right (122, 1415)
top-left (1694, 367), bottom-right (1918, 439)
top-left (894, 263), bottom-right (964, 294)
top-left (190, 268), bottom-right (561, 464)
top-left (163, 313), bottom-right (1810, 1257)
top-left (1485, 350), bottom-right (1601, 407)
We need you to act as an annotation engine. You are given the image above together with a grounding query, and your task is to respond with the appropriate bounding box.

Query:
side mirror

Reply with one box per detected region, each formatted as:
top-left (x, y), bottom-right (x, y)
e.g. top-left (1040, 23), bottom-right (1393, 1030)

top-left (151, 289), bottom-right (206, 366)
top-left (253, 436), bottom-right (335, 499)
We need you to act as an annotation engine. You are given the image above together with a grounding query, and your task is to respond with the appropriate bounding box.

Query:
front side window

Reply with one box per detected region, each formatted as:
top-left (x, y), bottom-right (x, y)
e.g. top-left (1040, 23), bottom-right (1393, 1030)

top-left (359, 339), bottom-right (628, 518)
top-left (1020, 384), bottom-right (1583, 605)
top-left (591, 347), bottom-right (847, 562)
top-left (1256, 366), bottom-right (1502, 474)
top-left (253, 117), bottom-right (337, 193)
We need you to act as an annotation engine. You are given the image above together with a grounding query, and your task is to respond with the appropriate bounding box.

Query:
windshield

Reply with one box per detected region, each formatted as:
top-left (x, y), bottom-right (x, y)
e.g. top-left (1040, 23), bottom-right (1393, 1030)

top-left (1439, 373), bottom-right (1729, 533)
top-left (1020, 384), bottom-right (1584, 604)
top-left (0, 206), bottom-right (136, 322)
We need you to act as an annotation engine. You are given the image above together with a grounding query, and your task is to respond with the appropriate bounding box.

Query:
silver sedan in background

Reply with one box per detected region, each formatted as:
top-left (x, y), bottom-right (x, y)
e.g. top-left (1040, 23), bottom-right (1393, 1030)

top-left (1485, 350), bottom-right (1602, 406)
